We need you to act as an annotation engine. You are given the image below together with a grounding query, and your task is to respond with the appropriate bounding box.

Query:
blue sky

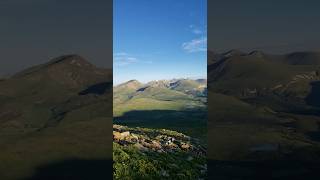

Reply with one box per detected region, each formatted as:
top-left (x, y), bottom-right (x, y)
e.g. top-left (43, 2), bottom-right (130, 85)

top-left (113, 0), bottom-right (207, 84)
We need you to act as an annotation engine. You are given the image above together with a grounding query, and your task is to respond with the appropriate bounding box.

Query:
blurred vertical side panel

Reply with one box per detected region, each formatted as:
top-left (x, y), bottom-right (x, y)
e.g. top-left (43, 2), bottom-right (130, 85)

top-left (0, 0), bottom-right (113, 179)
top-left (208, 0), bottom-right (320, 179)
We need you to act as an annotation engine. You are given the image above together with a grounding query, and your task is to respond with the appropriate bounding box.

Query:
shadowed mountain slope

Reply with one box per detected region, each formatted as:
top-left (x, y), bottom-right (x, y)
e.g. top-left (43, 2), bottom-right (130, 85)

top-left (0, 55), bottom-right (112, 179)
top-left (208, 50), bottom-right (320, 112)
top-left (207, 50), bottom-right (320, 179)
top-left (0, 55), bottom-right (112, 131)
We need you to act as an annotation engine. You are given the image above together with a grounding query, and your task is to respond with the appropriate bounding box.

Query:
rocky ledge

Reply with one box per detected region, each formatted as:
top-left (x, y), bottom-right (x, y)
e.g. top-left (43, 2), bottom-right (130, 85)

top-left (113, 124), bottom-right (206, 155)
top-left (113, 124), bottom-right (207, 179)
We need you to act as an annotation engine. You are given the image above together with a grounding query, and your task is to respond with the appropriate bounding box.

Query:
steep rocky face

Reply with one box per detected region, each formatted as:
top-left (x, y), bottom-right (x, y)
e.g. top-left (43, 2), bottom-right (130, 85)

top-left (146, 80), bottom-right (172, 89)
top-left (169, 79), bottom-right (207, 96)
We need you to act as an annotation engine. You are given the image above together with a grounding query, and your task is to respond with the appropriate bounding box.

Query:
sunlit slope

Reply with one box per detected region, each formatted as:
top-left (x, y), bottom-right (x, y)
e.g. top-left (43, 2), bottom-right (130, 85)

top-left (113, 79), bottom-right (207, 117)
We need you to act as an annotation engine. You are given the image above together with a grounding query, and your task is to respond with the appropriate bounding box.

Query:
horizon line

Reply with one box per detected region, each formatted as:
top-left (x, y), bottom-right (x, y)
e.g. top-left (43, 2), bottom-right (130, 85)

top-left (113, 76), bottom-right (207, 86)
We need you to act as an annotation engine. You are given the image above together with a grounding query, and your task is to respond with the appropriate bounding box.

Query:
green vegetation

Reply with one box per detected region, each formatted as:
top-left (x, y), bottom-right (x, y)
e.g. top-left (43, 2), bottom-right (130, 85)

top-left (113, 143), bottom-right (206, 180)
top-left (113, 79), bottom-right (207, 139)
top-left (113, 79), bottom-right (208, 179)
top-left (113, 125), bottom-right (206, 179)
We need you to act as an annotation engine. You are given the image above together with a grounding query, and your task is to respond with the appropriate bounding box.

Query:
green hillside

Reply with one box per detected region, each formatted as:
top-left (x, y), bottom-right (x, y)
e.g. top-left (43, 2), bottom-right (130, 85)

top-left (113, 79), bottom-right (207, 139)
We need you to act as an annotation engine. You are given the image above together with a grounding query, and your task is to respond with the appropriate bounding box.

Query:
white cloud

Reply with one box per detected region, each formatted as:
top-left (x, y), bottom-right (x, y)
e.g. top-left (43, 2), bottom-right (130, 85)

top-left (182, 37), bottom-right (207, 53)
top-left (113, 52), bottom-right (152, 66)
top-left (192, 29), bottom-right (203, 35)
top-left (114, 52), bottom-right (128, 56)
top-left (189, 24), bottom-right (206, 35)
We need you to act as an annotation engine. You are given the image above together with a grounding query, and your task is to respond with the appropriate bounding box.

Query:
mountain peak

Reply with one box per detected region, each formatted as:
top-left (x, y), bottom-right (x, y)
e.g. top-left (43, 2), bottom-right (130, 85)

top-left (118, 80), bottom-right (142, 89)
top-left (11, 54), bottom-right (111, 90)
top-left (12, 54), bottom-right (96, 78)
top-left (223, 49), bottom-right (245, 57)
top-left (127, 79), bottom-right (140, 83)
top-left (248, 50), bottom-right (265, 57)
top-left (47, 54), bottom-right (94, 67)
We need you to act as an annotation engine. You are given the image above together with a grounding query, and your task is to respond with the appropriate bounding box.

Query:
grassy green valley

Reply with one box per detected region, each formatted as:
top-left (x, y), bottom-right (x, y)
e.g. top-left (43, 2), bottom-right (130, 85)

top-left (113, 79), bottom-right (207, 137)
top-left (113, 79), bottom-right (208, 179)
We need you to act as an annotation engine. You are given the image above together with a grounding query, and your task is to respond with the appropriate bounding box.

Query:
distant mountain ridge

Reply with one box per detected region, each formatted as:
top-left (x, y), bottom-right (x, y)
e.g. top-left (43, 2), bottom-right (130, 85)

top-left (114, 78), bottom-right (207, 112)
top-left (208, 50), bottom-right (320, 111)
top-left (115, 78), bottom-right (207, 92)
top-left (209, 50), bottom-right (320, 65)
top-left (113, 78), bottom-right (207, 138)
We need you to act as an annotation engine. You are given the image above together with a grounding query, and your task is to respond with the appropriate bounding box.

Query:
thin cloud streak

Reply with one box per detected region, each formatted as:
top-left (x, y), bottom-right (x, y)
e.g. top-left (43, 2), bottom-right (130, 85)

top-left (114, 52), bottom-right (152, 67)
top-left (182, 37), bottom-right (207, 53)
top-left (189, 24), bottom-right (206, 35)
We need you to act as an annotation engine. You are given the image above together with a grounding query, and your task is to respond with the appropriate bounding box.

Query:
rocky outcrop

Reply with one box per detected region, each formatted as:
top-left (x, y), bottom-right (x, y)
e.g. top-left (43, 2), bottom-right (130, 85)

top-left (113, 124), bottom-right (206, 155)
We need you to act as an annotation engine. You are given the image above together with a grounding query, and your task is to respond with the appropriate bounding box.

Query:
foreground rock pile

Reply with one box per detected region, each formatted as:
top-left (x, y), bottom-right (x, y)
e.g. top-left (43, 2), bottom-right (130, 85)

top-left (113, 124), bottom-right (206, 155)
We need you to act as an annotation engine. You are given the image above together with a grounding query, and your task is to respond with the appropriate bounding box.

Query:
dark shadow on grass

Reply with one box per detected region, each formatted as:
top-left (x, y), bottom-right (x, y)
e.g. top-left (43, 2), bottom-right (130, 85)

top-left (306, 81), bottom-right (320, 108)
top-left (25, 158), bottom-right (112, 180)
top-left (114, 109), bottom-right (207, 122)
top-left (113, 109), bottom-right (207, 139)
top-left (79, 82), bottom-right (112, 95)
top-left (208, 159), bottom-right (320, 180)
top-left (306, 121), bottom-right (320, 142)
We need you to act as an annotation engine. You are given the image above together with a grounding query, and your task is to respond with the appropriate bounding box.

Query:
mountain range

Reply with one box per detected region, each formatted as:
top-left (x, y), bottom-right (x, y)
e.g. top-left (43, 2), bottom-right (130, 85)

top-left (113, 78), bottom-right (207, 139)
top-left (1, 50), bottom-right (320, 179)
top-left (0, 54), bottom-right (207, 179)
